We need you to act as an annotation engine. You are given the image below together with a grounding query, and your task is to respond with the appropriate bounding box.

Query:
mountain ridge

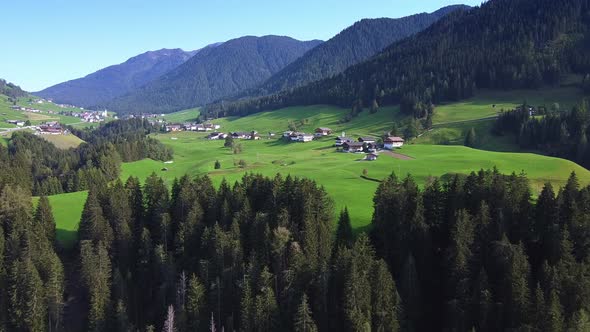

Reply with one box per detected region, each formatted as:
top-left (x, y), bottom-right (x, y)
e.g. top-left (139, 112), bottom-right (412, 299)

top-left (34, 46), bottom-right (217, 107)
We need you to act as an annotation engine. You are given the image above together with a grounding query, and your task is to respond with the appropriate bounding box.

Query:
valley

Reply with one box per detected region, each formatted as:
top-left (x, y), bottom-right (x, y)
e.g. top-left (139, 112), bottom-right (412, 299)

top-left (43, 85), bottom-right (590, 248)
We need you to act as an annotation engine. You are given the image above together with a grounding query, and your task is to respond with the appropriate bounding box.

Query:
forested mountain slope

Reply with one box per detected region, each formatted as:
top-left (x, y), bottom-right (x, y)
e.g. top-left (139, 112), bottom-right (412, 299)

top-left (252, 4), bottom-right (470, 96)
top-left (106, 36), bottom-right (322, 114)
top-left (204, 0), bottom-right (590, 118)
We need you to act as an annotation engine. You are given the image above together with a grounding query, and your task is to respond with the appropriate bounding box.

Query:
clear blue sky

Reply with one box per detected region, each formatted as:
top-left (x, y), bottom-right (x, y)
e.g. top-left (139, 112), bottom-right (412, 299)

top-left (1, 0), bottom-right (482, 91)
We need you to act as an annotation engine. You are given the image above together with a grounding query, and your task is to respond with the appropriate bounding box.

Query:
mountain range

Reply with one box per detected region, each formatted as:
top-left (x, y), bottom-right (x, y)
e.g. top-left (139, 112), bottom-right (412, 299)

top-left (34, 4), bottom-right (466, 114)
top-left (205, 0), bottom-right (590, 118)
top-left (103, 36), bottom-right (322, 114)
top-left (250, 4), bottom-right (470, 97)
top-left (34, 47), bottom-right (207, 107)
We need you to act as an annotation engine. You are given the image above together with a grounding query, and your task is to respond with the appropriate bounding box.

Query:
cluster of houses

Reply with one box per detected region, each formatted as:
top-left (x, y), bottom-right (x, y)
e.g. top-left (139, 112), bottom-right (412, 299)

top-left (63, 110), bottom-right (109, 123)
top-left (282, 127), bottom-right (333, 143)
top-left (335, 134), bottom-right (405, 161)
top-left (229, 131), bottom-right (261, 140)
top-left (10, 105), bottom-right (48, 114)
top-left (165, 122), bottom-right (221, 132)
top-left (37, 122), bottom-right (65, 135)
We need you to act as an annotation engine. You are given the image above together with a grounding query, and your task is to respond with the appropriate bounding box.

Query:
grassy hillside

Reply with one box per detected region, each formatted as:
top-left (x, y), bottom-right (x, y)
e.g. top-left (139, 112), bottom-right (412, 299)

top-left (432, 86), bottom-right (584, 124)
top-left (214, 104), bottom-right (401, 136)
top-left (40, 133), bottom-right (85, 149)
top-left (160, 107), bottom-right (200, 123)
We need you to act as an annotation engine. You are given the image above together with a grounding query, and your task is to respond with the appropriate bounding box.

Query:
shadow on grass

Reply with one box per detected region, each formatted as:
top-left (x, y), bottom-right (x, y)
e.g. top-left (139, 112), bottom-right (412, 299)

top-left (56, 229), bottom-right (78, 250)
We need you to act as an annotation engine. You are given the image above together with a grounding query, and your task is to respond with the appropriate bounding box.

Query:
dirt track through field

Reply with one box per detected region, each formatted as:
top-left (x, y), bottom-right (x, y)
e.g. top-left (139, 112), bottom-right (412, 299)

top-left (381, 150), bottom-right (414, 160)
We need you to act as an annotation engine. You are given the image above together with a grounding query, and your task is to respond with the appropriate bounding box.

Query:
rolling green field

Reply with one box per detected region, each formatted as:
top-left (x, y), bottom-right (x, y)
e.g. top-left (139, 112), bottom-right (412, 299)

top-left (214, 105), bottom-right (400, 136)
top-left (40, 133), bottom-right (85, 149)
top-left (432, 86), bottom-right (584, 124)
top-left (160, 107), bottom-right (201, 123)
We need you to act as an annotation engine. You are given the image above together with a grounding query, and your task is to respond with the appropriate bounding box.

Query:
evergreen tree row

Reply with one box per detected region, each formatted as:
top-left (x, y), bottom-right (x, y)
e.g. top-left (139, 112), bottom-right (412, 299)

top-left (0, 118), bottom-right (172, 196)
top-left (493, 101), bottom-right (590, 168)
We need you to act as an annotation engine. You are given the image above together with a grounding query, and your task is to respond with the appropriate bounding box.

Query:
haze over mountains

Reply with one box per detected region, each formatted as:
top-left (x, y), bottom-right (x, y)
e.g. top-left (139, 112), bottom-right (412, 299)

top-left (35, 48), bottom-right (208, 107)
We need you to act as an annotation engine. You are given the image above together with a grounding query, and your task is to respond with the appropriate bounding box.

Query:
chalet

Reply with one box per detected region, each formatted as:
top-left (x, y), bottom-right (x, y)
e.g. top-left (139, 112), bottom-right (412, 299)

top-left (231, 132), bottom-right (251, 139)
top-left (203, 123), bottom-right (220, 131)
top-left (314, 127), bottom-right (332, 137)
top-left (342, 142), bottom-right (365, 153)
top-left (384, 136), bottom-right (404, 150)
top-left (232, 131), bottom-right (259, 140)
top-left (185, 123), bottom-right (198, 131)
top-left (283, 131), bottom-right (294, 138)
top-left (298, 134), bottom-right (314, 142)
top-left (166, 124), bottom-right (183, 132)
top-left (39, 122), bottom-right (63, 135)
top-left (335, 136), bottom-right (353, 146)
top-left (207, 132), bottom-right (227, 140)
top-left (358, 137), bottom-right (376, 144)
top-left (365, 153), bottom-right (378, 161)
top-left (6, 120), bottom-right (25, 126)
top-left (289, 132), bottom-right (304, 141)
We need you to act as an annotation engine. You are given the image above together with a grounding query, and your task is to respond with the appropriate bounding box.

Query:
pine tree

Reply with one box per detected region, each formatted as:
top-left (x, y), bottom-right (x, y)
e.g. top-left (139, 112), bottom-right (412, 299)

top-left (186, 274), bottom-right (205, 331)
top-left (35, 196), bottom-right (56, 244)
top-left (545, 288), bottom-right (564, 332)
top-left (569, 309), bottom-right (590, 331)
top-left (115, 299), bottom-right (130, 332)
top-left (214, 160), bottom-right (221, 169)
top-left (530, 283), bottom-right (547, 331)
top-left (254, 267), bottom-right (279, 332)
top-left (163, 305), bottom-right (175, 332)
top-left (80, 241), bottom-right (112, 331)
top-left (78, 190), bottom-right (113, 248)
top-left (294, 294), bottom-right (318, 332)
top-left (240, 278), bottom-right (254, 332)
top-left (465, 127), bottom-right (477, 148)
top-left (371, 259), bottom-right (400, 332)
top-left (335, 207), bottom-right (353, 249)
top-left (8, 258), bottom-right (46, 331)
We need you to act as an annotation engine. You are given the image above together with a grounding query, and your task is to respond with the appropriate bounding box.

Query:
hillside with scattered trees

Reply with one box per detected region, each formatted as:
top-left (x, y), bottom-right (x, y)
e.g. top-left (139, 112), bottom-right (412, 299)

top-left (1, 118), bottom-right (171, 196)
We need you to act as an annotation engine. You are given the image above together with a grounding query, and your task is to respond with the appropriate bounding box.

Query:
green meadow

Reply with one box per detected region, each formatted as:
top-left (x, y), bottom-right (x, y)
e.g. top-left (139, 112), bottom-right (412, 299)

top-left (432, 86), bottom-right (584, 124)
top-left (160, 107), bottom-right (201, 123)
top-left (43, 86), bottom-right (590, 247)
top-left (117, 134), bottom-right (590, 231)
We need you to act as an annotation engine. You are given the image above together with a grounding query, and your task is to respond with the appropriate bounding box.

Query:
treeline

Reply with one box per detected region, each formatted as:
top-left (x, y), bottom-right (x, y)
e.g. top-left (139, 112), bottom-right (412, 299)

top-left (73, 173), bottom-right (400, 331)
top-left (0, 190), bottom-right (64, 331)
top-left (493, 101), bottom-right (590, 168)
top-left (1, 118), bottom-right (171, 196)
top-left (0, 78), bottom-right (27, 100)
top-left (3, 167), bottom-right (590, 330)
top-left (371, 169), bottom-right (590, 331)
top-left (202, 0), bottom-right (590, 119)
